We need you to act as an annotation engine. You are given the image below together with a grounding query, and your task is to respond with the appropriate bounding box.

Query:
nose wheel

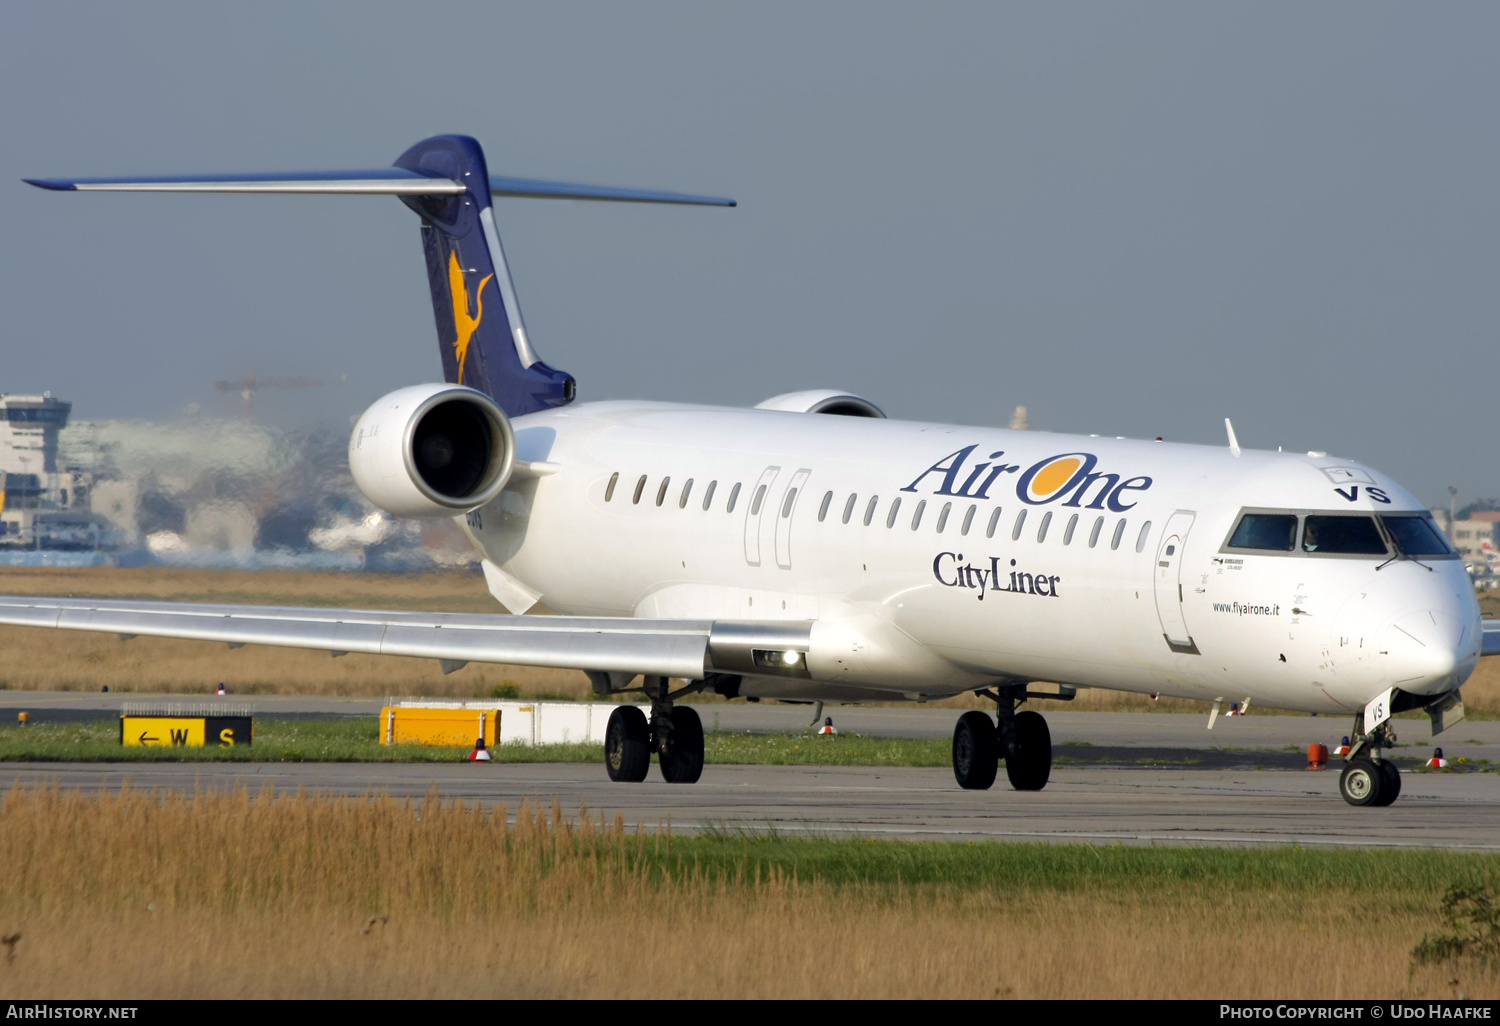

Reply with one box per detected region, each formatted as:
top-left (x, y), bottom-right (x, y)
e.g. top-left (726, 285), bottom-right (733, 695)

top-left (1337, 720), bottom-right (1402, 807)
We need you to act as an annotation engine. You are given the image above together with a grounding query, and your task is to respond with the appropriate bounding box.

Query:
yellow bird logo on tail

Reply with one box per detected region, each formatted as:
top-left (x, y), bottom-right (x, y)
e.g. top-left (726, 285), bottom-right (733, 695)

top-left (446, 250), bottom-right (494, 384)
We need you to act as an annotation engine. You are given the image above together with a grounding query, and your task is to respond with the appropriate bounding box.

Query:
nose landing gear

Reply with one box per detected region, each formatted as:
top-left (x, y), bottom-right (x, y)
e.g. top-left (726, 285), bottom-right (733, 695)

top-left (1337, 720), bottom-right (1401, 807)
top-left (951, 685), bottom-right (1054, 791)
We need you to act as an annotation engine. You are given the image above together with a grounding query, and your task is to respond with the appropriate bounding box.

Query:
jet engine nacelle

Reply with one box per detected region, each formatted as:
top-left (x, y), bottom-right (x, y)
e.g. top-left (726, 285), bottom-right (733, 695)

top-left (349, 384), bottom-right (515, 518)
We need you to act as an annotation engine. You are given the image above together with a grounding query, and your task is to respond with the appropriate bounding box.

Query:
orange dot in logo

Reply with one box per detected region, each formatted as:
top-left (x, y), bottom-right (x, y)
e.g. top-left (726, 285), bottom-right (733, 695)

top-left (1031, 457), bottom-right (1082, 499)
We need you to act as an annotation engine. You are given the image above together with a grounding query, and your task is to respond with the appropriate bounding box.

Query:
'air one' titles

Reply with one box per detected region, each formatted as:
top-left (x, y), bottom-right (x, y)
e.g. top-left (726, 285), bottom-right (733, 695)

top-left (903, 447), bottom-right (1153, 512)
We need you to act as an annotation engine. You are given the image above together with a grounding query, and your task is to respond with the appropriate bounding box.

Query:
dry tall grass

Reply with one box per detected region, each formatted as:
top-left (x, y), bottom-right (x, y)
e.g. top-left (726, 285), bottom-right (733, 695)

top-left (0, 567), bottom-right (1494, 715)
top-left (0, 787), bottom-right (1491, 1000)
top-left (0, 566), bottom-right (589, 698)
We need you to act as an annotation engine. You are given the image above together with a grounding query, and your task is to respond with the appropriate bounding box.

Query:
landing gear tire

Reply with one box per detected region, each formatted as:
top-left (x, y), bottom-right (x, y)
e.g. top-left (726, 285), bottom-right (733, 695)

top-left (1339, 758), bottom-right (1384, 807)
top-left (1005, 710), bottom-right (1052, 791)
top-left (952, 711), bottom-right (999, 790)
top-left (1372, 759), bottom-right (1401, 807)
top-left (658, 707), bottom-right (704, 784)
top-left (605, 705), bottom-right (651, 783)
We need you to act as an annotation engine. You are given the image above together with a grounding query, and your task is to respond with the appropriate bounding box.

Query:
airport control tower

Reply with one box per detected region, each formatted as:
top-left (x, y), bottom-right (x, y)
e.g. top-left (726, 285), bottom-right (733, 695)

top-left (0, 392), bottom-right (104, 551)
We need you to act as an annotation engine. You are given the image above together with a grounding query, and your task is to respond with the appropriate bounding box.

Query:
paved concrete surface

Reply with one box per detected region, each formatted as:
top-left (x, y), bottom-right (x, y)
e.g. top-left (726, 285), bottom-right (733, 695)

top-left (1, 761), bottom-right (1494, 850)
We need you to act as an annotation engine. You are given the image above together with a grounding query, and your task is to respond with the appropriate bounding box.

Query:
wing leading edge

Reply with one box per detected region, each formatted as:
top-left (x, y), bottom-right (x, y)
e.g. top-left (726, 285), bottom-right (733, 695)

top-left (0, 596), bottom-right (809, 681)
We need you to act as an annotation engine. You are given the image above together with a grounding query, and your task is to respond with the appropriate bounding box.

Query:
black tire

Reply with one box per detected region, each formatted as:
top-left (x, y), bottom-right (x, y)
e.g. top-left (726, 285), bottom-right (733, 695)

top-left (952, 711), bottom-right (998, 790)
top-left (1372, 759), bottom-right (1401, 806)
top-left (658, 707), bottom-right (704, 784)
top-left (1004, 710), bottom-right (1052, 791)
top-left (605, 705), bottom-right (651, 783)
top-left (1339, 758), bottom-right (1384, 807)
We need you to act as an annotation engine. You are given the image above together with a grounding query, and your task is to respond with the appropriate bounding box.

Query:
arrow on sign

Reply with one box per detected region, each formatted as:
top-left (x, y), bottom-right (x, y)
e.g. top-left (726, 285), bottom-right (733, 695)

top-left (137, 732), bottom-right (158, 744)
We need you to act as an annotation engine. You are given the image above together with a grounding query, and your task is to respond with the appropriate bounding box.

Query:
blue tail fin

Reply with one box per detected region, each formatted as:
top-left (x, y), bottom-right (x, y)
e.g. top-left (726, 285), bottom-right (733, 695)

top-left (25, 134), bottom-right (734, 419)
top-left (393, 135), bottom-right (573, 416)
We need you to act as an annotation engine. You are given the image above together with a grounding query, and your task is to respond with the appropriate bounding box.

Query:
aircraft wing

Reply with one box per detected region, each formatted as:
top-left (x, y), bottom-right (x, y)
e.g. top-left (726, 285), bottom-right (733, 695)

top-left (0, 596), bottom-right (811, 681)
top-left (1485, 619), bottom-right (1500, 658)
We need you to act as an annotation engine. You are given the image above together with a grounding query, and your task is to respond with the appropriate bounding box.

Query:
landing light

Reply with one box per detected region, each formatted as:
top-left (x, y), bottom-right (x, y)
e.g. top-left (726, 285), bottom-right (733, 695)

top-left (783, 651), bottom-right (801, 666)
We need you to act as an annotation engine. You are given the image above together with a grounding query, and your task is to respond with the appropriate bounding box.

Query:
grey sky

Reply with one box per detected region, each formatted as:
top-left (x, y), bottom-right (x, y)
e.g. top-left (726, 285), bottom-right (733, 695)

top-left (2, 2), bottom-right (1495, 507)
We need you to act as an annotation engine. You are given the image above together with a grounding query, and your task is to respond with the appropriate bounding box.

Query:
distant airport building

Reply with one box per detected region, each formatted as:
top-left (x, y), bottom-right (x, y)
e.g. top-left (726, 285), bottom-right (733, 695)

top-left (1451, 512), bottom-right (1500, 584)
top-left (0, 393), bottom-right (106, 554)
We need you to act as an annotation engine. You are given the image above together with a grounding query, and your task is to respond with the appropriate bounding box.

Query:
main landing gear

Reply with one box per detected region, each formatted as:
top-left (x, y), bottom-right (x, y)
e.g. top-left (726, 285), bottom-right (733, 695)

top-left (952, 685), bottom-right (1053, 792)
top-left (1338, 719), bottom-right (1401, 807)
top-left (602, 675), bottom-right (705, 784)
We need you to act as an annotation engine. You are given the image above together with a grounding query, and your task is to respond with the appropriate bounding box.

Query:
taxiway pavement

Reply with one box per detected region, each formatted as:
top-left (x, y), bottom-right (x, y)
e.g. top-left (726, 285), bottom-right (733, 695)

top-left (1, 761), bottom-right (1494, 850)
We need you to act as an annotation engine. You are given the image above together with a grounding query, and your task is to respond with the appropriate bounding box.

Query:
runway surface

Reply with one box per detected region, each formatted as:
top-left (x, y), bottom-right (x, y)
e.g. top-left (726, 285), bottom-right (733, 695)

top-left (3, 761), bottom-right (1496, 850)
top-left (4, 692), bottom-right (1494, 848)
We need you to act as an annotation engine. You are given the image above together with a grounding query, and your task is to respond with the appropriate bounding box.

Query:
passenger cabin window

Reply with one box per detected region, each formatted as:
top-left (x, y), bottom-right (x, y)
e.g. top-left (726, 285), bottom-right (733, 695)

top-left (842, 494), bottom-right (857, 524)
top-left (781, 488), bottom-right (798, 518)
top-left (1011, 509), bottom-right (1027, 541)
top-left (886, 497), bottom-right (902, 528)
top-left (605, 472), bottom-right (619, 502)
top-left (1382, 515), bottom-right (1457, 557)
top-left (726, 483), bottom-right (741, 513)
top-left (1037, 511), bottom-right (1052, 543)
top-left (864, 496), bottom-right (879, 526)
top-left (1135, 521), bottom-right (1152, 553)
top-left (818, 491), bottom-right (833, 522)
top-left (1110, 519), bottom-right (1127, 550)
top-left (751, 484), bottom-right (768, 516)
top-left (936, 502), bottom-right (952, 533)
top-left (656, 477), bottom-right (671, 507)
top-left (1228, 513), bottom-right (1297, 551)
top-left (910, 500), bottom-right (925, 530)
top-left (702, 480), bottom-right (717, 511)
top-left (986, 507), bottom-right (1002, 539)
top-left (1063, 513), bottom-right (1078, 545)
top-left (679, 479), bottom-right (694, 508)
top-left (1089, 516), bottom-right (1104, 548)
top-left (961, 505), bottom-right (976, 536)
top-left (1303, 515), bottom-right (1386, 555)
top-left (632, 475), bottom-right (647, 504)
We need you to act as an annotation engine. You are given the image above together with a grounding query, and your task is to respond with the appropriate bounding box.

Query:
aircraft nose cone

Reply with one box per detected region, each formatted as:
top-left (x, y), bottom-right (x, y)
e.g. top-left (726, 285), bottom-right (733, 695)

top-left (1382, 610), bottom-right (1469, 696)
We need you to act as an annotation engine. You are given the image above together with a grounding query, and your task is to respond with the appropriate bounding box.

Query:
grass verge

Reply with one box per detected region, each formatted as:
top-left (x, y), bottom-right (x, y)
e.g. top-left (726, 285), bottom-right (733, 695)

top-left (0, 787), bottom-right (1494, 999)
top-left (0, 718), bottom-right (956, 766)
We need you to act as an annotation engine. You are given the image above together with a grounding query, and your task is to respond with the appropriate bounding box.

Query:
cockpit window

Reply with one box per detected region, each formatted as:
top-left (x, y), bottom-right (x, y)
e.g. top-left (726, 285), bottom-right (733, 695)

top-left (1382, 515), bottom-right (1457, 557)
top-left (1228, 513), bottom-right (1297, 551)
top-left (1302, 515), bottom-right (1386, 555)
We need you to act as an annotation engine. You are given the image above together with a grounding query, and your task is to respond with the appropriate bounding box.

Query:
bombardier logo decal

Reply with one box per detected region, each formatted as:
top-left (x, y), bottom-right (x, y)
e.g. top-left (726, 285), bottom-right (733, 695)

top-left (903, 446), bottom-right (1152, 512)
top-left (446, 250), bottom-right (494, 385)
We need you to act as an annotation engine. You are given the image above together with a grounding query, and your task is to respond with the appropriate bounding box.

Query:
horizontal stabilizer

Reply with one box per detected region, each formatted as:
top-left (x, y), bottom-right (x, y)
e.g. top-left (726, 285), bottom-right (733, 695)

top-left (25, 171), bottom-right (735, 206)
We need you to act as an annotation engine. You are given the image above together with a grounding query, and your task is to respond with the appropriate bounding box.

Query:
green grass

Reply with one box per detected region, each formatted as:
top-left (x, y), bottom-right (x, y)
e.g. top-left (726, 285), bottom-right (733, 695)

top-left (648, 834), bottom-right (1500, 894)
top-left (706, 732), bottom-right (949, 766)
top-left (0, 719), bottom-right (956, 765)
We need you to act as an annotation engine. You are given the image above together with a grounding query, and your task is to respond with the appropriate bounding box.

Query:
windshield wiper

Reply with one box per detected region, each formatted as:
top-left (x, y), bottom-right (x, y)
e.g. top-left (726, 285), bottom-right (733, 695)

top-left (1377, 549), bottom-right (1432, 572)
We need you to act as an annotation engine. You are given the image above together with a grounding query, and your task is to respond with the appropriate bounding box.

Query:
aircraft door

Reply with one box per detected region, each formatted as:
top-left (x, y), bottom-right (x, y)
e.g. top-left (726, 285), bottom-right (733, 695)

top-left (1154, 510), bottom-right (1198, 652)
top-left (743, 465), bottom-right (780, 566)
top-left (774, 469), bottom-right (812, 570)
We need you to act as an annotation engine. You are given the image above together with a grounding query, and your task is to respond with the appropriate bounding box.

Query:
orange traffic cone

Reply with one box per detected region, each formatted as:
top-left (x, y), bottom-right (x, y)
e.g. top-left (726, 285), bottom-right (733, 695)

top-left (1306, 743), bottom-right (1328, 770)
top-left (468, 738), bottom-right (493, 762)
top-left (1425, 747), bottom-right (1448, 769)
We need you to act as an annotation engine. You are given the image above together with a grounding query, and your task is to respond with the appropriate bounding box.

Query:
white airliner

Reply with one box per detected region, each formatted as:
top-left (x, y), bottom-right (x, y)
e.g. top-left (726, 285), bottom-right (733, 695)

top-left (16, 135), bottom-right (1498, 806)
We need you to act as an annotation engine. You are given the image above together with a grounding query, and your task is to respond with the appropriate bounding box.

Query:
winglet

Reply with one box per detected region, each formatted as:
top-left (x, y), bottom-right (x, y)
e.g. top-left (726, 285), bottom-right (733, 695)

top-left (1225, 418), bottom-right (1241, 457)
